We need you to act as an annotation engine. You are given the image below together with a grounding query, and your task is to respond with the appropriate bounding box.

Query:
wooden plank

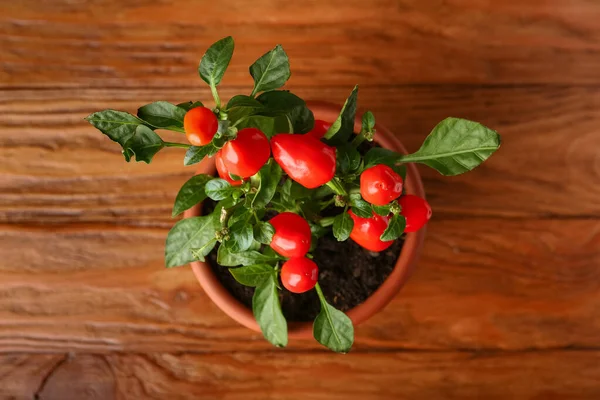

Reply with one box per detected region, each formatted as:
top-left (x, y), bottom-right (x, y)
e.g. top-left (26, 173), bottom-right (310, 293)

top-left (2, 0), bottom-right (600, 87)
top-left (1, 218), bottom-right (598, 353)
top-left (0, 354), bottom-right (64, 400)
top-left (1, 85), bottom-right (599, 220)
top-left (2, 351), bottom-right (600, 400)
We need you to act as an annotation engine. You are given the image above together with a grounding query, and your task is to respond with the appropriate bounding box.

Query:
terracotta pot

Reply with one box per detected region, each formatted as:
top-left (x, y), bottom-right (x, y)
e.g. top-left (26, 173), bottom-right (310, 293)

top-left (183, 102), bottom-right (426, 339)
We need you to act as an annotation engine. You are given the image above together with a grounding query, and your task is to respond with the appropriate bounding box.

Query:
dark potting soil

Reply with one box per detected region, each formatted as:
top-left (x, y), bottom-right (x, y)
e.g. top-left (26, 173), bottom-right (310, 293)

top-left (205, 201), bottom-right (403, 322)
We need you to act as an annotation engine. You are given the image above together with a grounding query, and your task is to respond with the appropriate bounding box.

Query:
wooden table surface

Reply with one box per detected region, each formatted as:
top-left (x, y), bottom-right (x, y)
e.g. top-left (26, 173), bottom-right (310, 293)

top-left (1, 0), bottom-right (600, 399)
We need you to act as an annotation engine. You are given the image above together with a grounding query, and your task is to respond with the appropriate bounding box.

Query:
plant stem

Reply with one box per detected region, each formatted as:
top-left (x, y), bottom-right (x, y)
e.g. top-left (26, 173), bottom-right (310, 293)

top-left (314, 282), bottom-right (326, 305)
top-left (351, 132), bottom-right (367, 148)
top-left (164, 142), bottom-right (191, 148)
top-left (318, 216), bottom-right (335, 227)
top-left (325, 178), bottom-right (348, 196)
top-left (210, 84), bottom-right (221, 109)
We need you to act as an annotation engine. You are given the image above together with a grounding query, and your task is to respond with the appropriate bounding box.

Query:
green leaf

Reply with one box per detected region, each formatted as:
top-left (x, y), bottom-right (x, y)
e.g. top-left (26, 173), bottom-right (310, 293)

top-left (363, 148), bottom-right (401, 169)
top-left (122, 125), bottom-right (164, 163)
top-left (137, 101), bottom-right (186, 132)
top-left (361, 111), bottom-right (375, 133)
top-left (336, 144), bottom-right (361, 175)
top-left (176, 101), bottom-right (204, 112)
top-left (199, 36), bottom-right (234, 87)
top-left (250, 45), bottom-right (291, 96)
top-left (253, 274), bottom-right (288, 347)
top-left (165, 215), bottom-right (218, 268)
top-left (256, 91), bottom-right (314, 134)
top-left (172, 174), bottom-right (213, 216)
top-left (349, 194), bottom-right (372, 218)
top-left (226, 95), bottom-right (264, 122)
top-left (234, 115), bottom-right (291, 138)
top-left (313, 284), bottom-right (354, 353)
top-left (380, 214), bottom-right (406, 241)
top-left (332, 212), bottom-right (353, 241)
top-left (400, 117), bottom-right (501, 176)
top-left (85, 109), bottom-right (145, 147)
top-left (225, 220), bottom-right (254, 252)
top-left (323, 85), bottom-right (358, 145)
top-left (253, 160), bottom-right (283, 208)
top-left (228, 207), bottom-right (252, 226)
top-left (372, 204), bottom-right (391, 217)
top-left (254, 222), bottom-right (275, 244)
top-left (184, 142), bottom-right (220, 166)
top-left (217, 245), bottom-right (281, 267)
top-left (205, 179), bottom-right (234, 201)
top-left (230, 264), bottom-right (274, 287)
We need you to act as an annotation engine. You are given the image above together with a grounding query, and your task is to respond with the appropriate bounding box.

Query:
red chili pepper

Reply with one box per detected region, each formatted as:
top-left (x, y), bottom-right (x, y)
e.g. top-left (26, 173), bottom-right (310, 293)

top-left (399, 195), bottom-right (432, 233)
top-left (269, 212), bottom-right (312, 258)
top-left (183, 106), bottom-right (218, 146)
top-left (348, 210), bottom-right (393, 252)
top-left (215, 150), bottom-right (243, 186)
top-left (360, 164), bottom-right (403, 206)
top-left (271, 134), bottom-right (336, 189)
top-left (306, 119), bottom-right (331, 139)
top-left (221, 128), bottom-right (271, 178)
top-left (280, 257), bottom-right (319, 293)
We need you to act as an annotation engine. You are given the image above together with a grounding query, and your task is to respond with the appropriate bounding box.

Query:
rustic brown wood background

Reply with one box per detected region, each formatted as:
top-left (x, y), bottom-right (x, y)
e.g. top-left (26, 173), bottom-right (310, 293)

top-left (1, 0), bottom-right (600, 399)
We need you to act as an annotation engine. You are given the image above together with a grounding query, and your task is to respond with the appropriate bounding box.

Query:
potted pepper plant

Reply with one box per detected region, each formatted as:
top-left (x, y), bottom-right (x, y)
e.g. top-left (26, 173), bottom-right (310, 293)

top-left (86, 37), bottom-right (501, 353)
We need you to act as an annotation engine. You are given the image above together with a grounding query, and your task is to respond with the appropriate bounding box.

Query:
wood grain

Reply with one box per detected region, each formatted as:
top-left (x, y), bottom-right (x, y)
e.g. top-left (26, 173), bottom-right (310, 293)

top-left (2, 85), bottom-right (599, 224)
top-left (2, 0), bottom-right (600, 395)
top-left (1, 218), bottom-right (598, 353)
top-left (2, 351), bottom-right (600, 400)
top-left (2, 0), bottom-right (600, 88)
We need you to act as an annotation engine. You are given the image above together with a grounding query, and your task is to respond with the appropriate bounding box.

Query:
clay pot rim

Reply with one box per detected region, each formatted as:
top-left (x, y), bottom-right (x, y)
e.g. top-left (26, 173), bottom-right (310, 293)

top-left (183, 101), bottom-right (426, 339)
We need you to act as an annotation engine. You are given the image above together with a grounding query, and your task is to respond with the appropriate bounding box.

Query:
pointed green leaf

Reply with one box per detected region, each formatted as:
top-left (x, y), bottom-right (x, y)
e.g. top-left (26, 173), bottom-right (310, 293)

top-left (313, 284), bottom-right (354, 353)
top-left (254, 222), bottom-right (275, 245)
top-left (349, 194), bottom-right (372, 218)
top-left (234, 115), bottom-right (291, 138)
top-left (372, 204), bottom-right (391, 217)
top-left (205, 179), bottom-right (234, 201)
top-left (363, 148), bottom-right (401, 169)
top-left (380, 214), bottom-right (406, 241)
top-left (252, 160), bottom-right (283, 208)
top-left (122, 125), bottom-right (164, 163)
top-left (183, 142), bottom-right (220, 166)
top-left (172, 174), bottom-right (213, 217)
top-left (323, 85), bottom-right (358, 145)
top-left (253, 274), bottom-right (288, 347)
top-left (332, 212), bottom-right (353, 242)
top-left (225, 220), bottom-right (254, 253)
top-left (217, 245), bottom-right (281, 267)
top-left (250, 45), bottom-right (291, 96)
top-left (336, 144), bottom-right (361, 175)
top-left (226, 95), bottom-right (264, 122)
top-left (165, 215), bottom-right (218, 268)
top-left (361, 111), bottom-right (375, 133)
top-left (256, 90), bottom-right (314, 134)
top-left (230, 264), bottom-right (274, 287)
top-left (137, 101), bottom-right (186, 132)
top-left (85, 109), bottom-right (145, 147)
top-left (400, 118), bottom-right (501, 176)
top-left (199, 36), bottom-right (234, 87)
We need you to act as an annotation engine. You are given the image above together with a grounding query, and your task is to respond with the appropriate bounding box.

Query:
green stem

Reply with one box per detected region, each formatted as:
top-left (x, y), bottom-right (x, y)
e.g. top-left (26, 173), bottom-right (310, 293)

top-left (318, 216), bottom-right (335, 227)
top-left (210, 84), bottom-right (221, 109)
top-left (314, 282), bottom-right (327, 305)
top-left (351, 132), bottom-right (367, 148)
top-left (325, 178), bottom-right (348, 196)
top-left (164, 142), bottom-right (191, 148)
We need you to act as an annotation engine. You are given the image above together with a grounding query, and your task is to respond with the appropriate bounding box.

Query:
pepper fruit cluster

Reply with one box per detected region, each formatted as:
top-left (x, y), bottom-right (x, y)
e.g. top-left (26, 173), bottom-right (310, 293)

top-left (86, 37), bottom-right (501, 353)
